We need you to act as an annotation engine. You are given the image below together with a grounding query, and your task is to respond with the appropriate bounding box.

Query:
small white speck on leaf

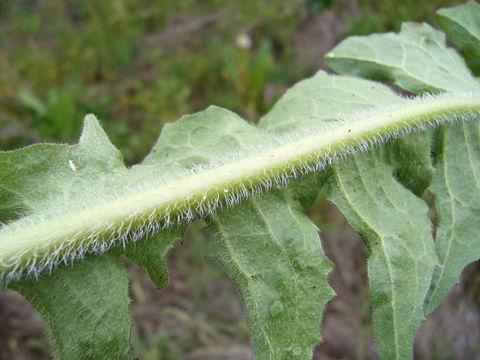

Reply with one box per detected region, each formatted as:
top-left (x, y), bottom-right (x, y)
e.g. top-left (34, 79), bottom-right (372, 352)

top-left (68, 160), bottom-right (78, 172)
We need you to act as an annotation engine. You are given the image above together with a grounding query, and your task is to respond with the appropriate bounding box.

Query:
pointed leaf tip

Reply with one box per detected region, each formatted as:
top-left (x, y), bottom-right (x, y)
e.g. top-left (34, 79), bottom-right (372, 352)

top-left (78, 114), bottom-right (124, 167)
top-left (80, 114), bottom-right (106, 144)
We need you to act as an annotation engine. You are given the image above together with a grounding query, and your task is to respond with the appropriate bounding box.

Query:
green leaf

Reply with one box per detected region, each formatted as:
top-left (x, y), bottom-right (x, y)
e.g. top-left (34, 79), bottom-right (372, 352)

top-left (260, 70), bottom-right (403, 133)
top-left (0, 115), bottom-right (183, 284)
top-left (423, 0), bottom-right (480, 314)
top-left (329, 151), bottom-right (437, 360)
top-left (11, 253), bottom-right (132, 360)
top-left (0, 116), bottom-right (133, 359)
top-left (259, 70), bottom-right (434, 196)
top-left (327, 16), bottom-right (480, 355)
top-left (385, 132), bottom-right (433, 196)
top-left (145, 106), bottom-right (334, 359)
top-left (328, 14), bottom-right (480, 313)
top-left (1, 92), bottom-right (477, 280)
top-left (260, 71), bottom-right (438, 360)
top-left (326, 22), bottom-right (479, 93)
top-left (437, 0), bottom-right (480, 69)
top-left (0, 114), bottom-right (124, 224)
top-left (125, 228), bottom-right (183, 288)
top-left (2, 10), bottom-right (480, 360)
top-left (209, 191), bottom-right (333, 359)
top-left (425, 121), bottom-right (480, 313)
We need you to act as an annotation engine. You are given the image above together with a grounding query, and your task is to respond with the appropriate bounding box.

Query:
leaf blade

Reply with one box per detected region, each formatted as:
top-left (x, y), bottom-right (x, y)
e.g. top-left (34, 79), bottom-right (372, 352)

top-left (209, 191), bottom-right (333, 359)
top-left (11, 254), bottom-right (132, 360)
top-left (147, 106), bottom-right (334, 359)
top-left (326, 22), bottom-right (479, 93)
top-left (327, 13), bottom-right (480, 341)
top-left (329, 151), bottom-right (437, 360)
top-left (426, 120), bottom-right (480, 313)
top-left (260, 71), bottom-right (438, 360)
top-left (125, 228), bottom-right (183, 288)
top-left (437, 0), bottom-right (480, 68)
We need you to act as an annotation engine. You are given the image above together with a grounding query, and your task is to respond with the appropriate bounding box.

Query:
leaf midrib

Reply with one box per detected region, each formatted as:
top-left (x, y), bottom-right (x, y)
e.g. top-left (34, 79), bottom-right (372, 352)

top-left (1, 94), bottom-right (480, 279)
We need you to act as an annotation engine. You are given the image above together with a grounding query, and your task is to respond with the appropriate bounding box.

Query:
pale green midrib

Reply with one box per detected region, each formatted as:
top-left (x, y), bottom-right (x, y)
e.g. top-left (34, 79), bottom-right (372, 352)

top-left (1, 95), bottom-right (480, 272)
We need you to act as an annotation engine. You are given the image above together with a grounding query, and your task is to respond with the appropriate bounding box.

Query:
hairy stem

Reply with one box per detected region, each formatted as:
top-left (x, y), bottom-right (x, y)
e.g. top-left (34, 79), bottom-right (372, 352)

top-left (1, 93), bottom-right (480, 280)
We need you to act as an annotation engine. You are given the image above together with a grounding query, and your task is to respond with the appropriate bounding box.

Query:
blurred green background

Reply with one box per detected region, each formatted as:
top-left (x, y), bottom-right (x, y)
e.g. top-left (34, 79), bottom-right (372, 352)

top-left (1, 1), bottom-right (479, 359)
